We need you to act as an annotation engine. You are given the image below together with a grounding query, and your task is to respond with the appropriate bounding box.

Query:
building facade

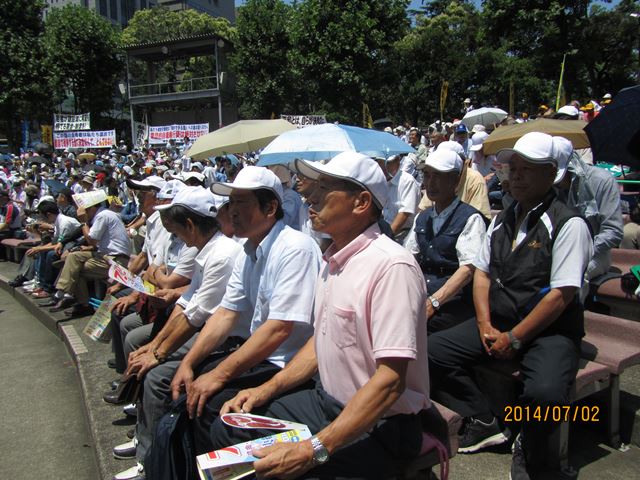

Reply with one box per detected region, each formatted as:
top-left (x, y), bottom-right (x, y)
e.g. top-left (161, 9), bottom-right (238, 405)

top-left (44, 0), bottom-right (234, 26)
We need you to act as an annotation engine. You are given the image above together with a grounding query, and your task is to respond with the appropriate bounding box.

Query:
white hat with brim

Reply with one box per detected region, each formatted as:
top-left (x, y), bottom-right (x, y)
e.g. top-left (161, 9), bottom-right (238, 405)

top-left (211, 166), bottom-right (284, 204)
top-left (438, 141), bottom-right (466, 158)
top-left (156, 179), bottom-right (184, 200)
top-left (496, 132), bottom-right (558, 169)
top-left (551, 136), bottom-right (572, 184)
top-left (291, 151), bottom-right (388, 209)
top-left (177, 172), bottom-right (205, 184)
top-left (470, 131), bottom-right (490, 152)
top-left (556, 105), bottom-right (580, 117)
top-left (126, 175), bottom-right (166, 191)
top-left (155, 186), bottom-right (222, 217)
top-left (421, 149), bottom-right (463, 173)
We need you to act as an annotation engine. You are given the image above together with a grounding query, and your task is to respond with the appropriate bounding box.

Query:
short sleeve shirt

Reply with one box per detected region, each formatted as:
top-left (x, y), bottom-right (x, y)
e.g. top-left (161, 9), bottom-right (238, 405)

top-left (383, 170), bottom-right (421, 229)
top-left (88, 207), bottom-right (131, 256)
top-left (221, 221), bottom-right (322, 368)
top-left (315, 224), bottom-right (430, 416)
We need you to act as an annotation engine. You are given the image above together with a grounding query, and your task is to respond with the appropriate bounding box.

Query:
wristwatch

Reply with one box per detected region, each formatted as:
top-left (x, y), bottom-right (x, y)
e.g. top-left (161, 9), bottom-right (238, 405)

top-left (507, 331), bottom-right (522, 351)
top-left (310, 436), bottom-right (330, 465)
top-left (429, 295), bottom-right (441, 311)
top-left (152, 347), bottom-right (167, 364)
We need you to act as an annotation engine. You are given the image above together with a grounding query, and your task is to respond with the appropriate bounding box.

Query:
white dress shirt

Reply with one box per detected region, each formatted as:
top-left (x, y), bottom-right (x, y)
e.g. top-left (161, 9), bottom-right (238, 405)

top-left (89, 207), bottom-right (131, 256)
top-left (221, 220), bottom-right (322, 368)
top-left (383, 169), bottom-right (421, 230)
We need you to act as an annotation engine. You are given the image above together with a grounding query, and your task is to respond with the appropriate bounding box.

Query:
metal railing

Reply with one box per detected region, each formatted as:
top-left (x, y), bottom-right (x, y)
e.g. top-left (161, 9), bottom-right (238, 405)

top-left (129, 75), bottom-right (218, 97)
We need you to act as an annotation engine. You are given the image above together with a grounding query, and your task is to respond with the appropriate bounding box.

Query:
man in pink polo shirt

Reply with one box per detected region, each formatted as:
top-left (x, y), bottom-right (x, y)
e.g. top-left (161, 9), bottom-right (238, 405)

top-left (211, 151), bottom-right (430, 479)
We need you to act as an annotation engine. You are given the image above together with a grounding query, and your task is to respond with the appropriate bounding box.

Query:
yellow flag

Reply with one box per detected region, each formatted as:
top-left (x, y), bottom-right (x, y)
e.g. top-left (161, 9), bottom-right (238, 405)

top-left (41, 125), bottom-right (53, 145)
top-left (440, 81), bottom-right (449, 121)
top-left (362, 103), bottom-right (373, 129)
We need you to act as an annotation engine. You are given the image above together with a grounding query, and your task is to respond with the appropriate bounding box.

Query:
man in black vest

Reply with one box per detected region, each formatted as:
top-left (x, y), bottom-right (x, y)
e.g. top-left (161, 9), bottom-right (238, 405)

top-left (428, 132), bottom-right (592, 480)
top-left (404, 149), bottom-right (488, 334)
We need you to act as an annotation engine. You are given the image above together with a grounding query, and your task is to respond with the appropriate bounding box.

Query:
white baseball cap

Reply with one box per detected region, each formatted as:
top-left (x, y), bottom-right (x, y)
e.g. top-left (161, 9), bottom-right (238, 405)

top-left (470, 131), bottom-right (490, 152)
top-left (211, 166), bottom-right (284, 204)
top-left (157, 179), bottom-right (184, 200)
top-left (422, 149), bottom-right (463, 173)
top-left (127, 175), bottom-right (166, 191)
top-left (177, 171), bottom-right (205, 184)
top-left (496, 132), bottom-right (558, 167)
top-left (557, 105), bottom-right (579, 117)
top-left (291, 151), bottom-right (388, 209)
top-left (438, 141), bottom-right (466, 158)
top-left (552, 136), bottom-right (572, 184)
top-left (471, 124), bottom-right (486, 133)
top-left (155, 186), bottom-right (221, 217)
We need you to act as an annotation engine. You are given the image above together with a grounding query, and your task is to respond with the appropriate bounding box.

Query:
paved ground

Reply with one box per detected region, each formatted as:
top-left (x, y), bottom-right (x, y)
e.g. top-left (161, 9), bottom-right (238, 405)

top-left (1, 260), bottom-right (639, 480)
top-left (0, 285), bottom-right (98, 479)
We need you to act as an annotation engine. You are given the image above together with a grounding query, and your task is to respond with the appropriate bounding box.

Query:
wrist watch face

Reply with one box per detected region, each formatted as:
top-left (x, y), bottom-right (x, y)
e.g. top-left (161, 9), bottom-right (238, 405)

top-left (311, 437), bottom-right (329, 464)
top-left (430, 296), bottom-right (440, 309)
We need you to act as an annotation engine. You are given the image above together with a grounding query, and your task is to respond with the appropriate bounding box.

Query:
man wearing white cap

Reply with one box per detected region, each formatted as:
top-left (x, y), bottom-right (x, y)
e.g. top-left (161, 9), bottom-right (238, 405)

top-left (163, 167), bottom-right (321, 455)
top-left (50, 192), bottom-right (132, 317)
top-left (553, 137), bottom-right (623, 280)
top-left (212, 153), bottom-right (430, 479)
top-left (429, 132), bottom-right (593, 479)
top-left (405, 149), bottom-right (488, 334)
top-left (113, 186), bottom-right (243, 480)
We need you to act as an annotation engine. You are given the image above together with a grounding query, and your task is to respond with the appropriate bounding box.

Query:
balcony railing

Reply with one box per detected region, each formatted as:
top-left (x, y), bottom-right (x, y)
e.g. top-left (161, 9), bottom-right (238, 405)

top-left (129, 75), bottom-right (218, 98)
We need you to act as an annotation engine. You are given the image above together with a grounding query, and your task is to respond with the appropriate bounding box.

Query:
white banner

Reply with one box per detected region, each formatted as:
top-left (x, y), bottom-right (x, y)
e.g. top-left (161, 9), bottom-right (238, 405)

top-left (148, 123), bottom-right (209, 144)
top-left (53, 130), bottom-right (116, 149)
top-left (280, 114), bottom-right (326, 128)
top-left (54, 113), bottom-right (91, 131)
top-left (133, 121), bottom-right (148, 147)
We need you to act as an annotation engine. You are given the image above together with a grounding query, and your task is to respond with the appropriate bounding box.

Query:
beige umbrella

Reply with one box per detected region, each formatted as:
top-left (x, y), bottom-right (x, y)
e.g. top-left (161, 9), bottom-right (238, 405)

top-left (483, 118), bottom-right (590, 155)
top-left (77, 152), bottom-right (97, 161)
top-left (187, 119), bottom-right (297, 160)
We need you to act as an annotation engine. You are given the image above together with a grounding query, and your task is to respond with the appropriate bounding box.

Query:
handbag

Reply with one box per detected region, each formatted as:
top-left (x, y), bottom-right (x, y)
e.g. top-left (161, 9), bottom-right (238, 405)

top-left (109, 374), bottom-right (142, 405)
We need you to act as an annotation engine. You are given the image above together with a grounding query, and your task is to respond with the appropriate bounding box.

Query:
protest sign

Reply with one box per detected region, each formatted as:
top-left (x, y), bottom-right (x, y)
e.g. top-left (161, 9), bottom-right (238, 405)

top-left (280, 115), bottom-right (326, 128)
top-left (108, 259), bottom-right (156, 296)
top-left (83, 295), bottom-right (115, 343)
top-left (54, 113), bottom-right (91, 131)
top-left (196, 421), bottom-right (312, 480)
top-left (53, 130), bottom-right (116, 149)
top-left (148, 123), bottom-right (209, 144)
top-left (72, 190), bottom-right (108, 209)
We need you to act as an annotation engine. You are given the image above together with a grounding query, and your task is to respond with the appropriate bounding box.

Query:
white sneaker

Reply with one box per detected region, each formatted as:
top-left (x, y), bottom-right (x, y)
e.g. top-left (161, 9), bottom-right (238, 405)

top-left (123, 403), bottom-right (137, 417)
top-left (113, 437), bottom-right (137, 459)
top-left (113, 462), bottom-right (144, 480)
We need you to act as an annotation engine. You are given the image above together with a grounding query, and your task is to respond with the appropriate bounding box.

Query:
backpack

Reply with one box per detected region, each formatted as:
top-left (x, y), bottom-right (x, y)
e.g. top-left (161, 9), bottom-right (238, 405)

top-left (144, 395), bottom-right (197, 480)
top-left (620, 265), bottom-right (640, 297)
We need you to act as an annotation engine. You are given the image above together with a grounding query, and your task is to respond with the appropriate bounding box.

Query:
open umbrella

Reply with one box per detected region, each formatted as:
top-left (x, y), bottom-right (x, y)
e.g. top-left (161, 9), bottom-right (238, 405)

top-left (585, 85), bottom-right (640, 168)
top-left (27, 155), bottom-right (52, 166)
top-left (461, 107), bottom-right (508, 129)
top-left (77, 152), bottom-right (97, 162)
top-left (257, 123), bottom-right (416, 166)
top-left (44, 179), bottom-right (66, 196)
top-left (187, 119), bottom-right (297, 160)
top-left (483, 118), bottom-right (590, 155)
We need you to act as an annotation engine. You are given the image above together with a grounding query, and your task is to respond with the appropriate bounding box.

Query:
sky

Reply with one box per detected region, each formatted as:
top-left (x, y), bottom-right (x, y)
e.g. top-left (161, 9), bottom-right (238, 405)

top-left (235, 1), bottom-right (620, 11)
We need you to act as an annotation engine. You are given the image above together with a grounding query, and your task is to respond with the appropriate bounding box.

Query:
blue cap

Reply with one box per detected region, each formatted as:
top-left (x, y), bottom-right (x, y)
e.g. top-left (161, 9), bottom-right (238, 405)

top-left (455, 124), bottom-right (468, 134)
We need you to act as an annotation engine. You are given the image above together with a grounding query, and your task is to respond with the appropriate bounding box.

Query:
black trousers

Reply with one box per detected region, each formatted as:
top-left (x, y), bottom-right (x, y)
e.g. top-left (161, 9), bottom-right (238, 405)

top-left (428, 317), bottom-right (580, 463)
top-left (209, 386), bottom-right (423, 480)
top-left (427, 297), bottom-right (476, 335)
top-left (191, 358), bottom-right (282, 455)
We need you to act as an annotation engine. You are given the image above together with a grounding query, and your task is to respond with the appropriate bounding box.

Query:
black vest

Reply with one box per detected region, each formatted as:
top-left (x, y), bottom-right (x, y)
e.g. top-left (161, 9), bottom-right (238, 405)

top-left (489, 191), bottom-right (586, 338)
top-left (415, 200), bottom-right (485, 295)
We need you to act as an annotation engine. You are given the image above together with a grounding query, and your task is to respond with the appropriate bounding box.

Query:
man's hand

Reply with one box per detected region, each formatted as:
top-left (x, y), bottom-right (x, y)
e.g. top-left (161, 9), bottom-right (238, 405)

top-left (487, 332), bottom-right (517, 360)
top-left (253, 441), bottom-right (315, 480)
top-left (128, 343), bottom-right (153, 363)
top-left (220, 384), bottom-right (275, 415)
top-left (426, 299), bottom-right (435, 319)
top-left (478, 321), bottom-right (501, 355)
top-left (54, 243), bottom-right (63, 256)
top-left (125, 350), bottom-right (159, 380)
top-left (26, 246), bottom-right (40, 257)
top-left (106, 283), bottom-right (124, 296)
top-left (186, 371), bottom-right (226, 419)
top-left (170, 363), bottom-right (194, 401)
top-left (110, 294), bottom-right (138, 316)
top-left (76, 207), bottom-right (88, 223)
top-left (149, 288), bottom-right (181, 308)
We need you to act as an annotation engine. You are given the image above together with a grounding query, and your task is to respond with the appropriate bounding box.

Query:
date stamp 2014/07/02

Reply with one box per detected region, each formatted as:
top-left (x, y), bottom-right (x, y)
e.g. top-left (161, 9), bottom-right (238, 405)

top-left (504, 405), bottom-right (600, 423)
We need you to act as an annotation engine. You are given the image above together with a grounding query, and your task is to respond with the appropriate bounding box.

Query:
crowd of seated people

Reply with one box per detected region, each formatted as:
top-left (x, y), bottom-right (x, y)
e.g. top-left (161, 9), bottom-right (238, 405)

top-left (1, 122), bottom-right (635, 480)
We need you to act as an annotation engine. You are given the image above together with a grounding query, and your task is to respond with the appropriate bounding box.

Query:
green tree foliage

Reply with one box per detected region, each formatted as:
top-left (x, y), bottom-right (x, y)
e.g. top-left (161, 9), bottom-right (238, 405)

top-left (121, 7), bottom-right (235, 95)
top-left (230, 0), bottom-right (294, 119)
top-left (44, 5), bottom-right (123, 126)
top-left (0, 0), bottom-right (50, 149)
top-left (287, 0), bottom-right (410, 123)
